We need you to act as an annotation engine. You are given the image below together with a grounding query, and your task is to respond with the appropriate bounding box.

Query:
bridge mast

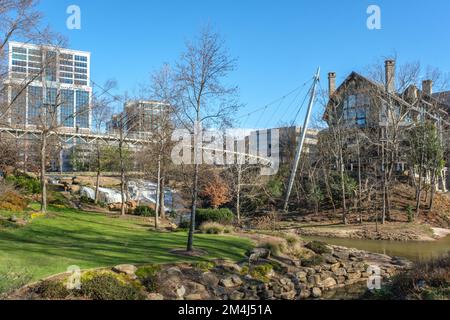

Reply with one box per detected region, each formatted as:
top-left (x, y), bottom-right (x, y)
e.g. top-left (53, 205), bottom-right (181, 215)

top-left (283, 68), bottom-right (320, 212)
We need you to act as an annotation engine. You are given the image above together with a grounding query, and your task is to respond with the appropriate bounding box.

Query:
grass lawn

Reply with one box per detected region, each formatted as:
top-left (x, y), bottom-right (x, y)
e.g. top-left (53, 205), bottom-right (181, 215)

top-left (0, 206), bottom-right (253, 283)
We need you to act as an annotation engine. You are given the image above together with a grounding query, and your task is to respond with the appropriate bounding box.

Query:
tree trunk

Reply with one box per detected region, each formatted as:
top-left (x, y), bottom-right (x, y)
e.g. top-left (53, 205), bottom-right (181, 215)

top-left (187, 162), bottom-right (199, 252)
top-left (119, 137), bottom-right (126, 216)
top-left (95, 145), bottom-right (101, 204)
top-left (40, 133), bottom-right (47, 213)
top-left (159, 175), bottom-right (166, 219)
top-left (236, 164), bottom-right (242, 224)
top-left (429, 171), bottom-right (436, 210)
top-left (155, 155), bottom-right (161, 229)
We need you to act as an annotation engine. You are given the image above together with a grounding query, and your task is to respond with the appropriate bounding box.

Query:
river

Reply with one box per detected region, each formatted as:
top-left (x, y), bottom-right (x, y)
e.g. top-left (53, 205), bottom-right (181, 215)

top-left (303, 234), bottom-right (450, 262)
top-left (302, 234), bottom-right (450, 299)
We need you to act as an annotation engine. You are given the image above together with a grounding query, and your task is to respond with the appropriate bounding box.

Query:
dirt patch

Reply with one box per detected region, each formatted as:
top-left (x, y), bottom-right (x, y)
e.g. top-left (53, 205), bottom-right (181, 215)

top-left (170, 248), bottom-right (208, 257)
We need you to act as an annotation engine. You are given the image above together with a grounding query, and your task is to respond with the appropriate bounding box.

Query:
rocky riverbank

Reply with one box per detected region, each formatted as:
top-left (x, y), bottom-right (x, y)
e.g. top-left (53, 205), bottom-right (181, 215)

top-left (10, 243), bottom-right (412, 300)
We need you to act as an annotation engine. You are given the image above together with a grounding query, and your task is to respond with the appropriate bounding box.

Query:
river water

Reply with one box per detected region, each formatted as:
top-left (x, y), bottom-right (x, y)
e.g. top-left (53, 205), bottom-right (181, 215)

top-left (301, 235), bottom-right (450, 299)
top-left (303, 235), bottom-right (450, 262)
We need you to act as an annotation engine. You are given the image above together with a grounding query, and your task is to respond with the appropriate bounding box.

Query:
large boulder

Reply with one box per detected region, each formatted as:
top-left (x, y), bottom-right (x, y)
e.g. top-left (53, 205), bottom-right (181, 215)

top-left (247, 248), bottom-right (270, 260)
top-left (112, 264), bottom-right (137, 277)
top-left (220, 275), bottom-right (243, 288)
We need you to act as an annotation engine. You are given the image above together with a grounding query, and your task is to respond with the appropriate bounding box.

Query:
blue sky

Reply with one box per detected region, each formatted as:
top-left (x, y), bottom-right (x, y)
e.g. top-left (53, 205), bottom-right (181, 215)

top-left (37, 0), bottom-right (450, 129)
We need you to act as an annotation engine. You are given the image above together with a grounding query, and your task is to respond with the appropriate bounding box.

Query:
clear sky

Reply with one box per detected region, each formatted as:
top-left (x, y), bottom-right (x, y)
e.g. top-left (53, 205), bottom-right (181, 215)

top-left (36, 0), bottom-right (450, 129)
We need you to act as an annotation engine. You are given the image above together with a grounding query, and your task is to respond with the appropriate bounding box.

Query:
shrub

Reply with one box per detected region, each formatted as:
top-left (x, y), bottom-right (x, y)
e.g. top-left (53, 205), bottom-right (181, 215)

top-left (199, 222), bottom-right (225, 234)
top-left (135, 265), bottom-right (161, 293)
top-left (0, 191), bottom-right (29, 211)
top-left (80, 272), bottom-right (145, 300)
top-left (5, 175), bottom-right (40, 194)
top-left (196, 208), bottom-right (234, 226)
top-left (305, 241), bottom-right (331, 254)
top-left (34, 280), bottom-right (70, 299)
top-left (192, 261), bottom-right (215, 272)
top-left (282, 233), bottom-right (301, 246)
top-left (250, 264), bottom-right (273, 282)
top-left (301, 255), bottom-right (324, 267)
top-left (80, 195), bottom-right (95, 204)
top-left (406, 205), bottom-right (414, 223)
top-left (178, 219), bottom-right (190, 229)
top-left (133, 206), bottom-right (156, 217)
top-left (259, 240), bottom-right (286, 257)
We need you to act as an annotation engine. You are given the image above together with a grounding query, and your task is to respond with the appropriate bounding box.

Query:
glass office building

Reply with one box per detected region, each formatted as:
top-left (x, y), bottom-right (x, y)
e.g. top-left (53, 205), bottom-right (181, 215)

top-left (6, 41), bottom-right (92, 131)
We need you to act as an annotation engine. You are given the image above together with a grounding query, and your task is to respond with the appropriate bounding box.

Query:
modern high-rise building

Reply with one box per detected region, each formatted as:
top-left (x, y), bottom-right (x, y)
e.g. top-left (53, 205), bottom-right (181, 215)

top-left (106, 100), bottom-right (170, 135)
top-left (5, 41), bottom-right (92, 132)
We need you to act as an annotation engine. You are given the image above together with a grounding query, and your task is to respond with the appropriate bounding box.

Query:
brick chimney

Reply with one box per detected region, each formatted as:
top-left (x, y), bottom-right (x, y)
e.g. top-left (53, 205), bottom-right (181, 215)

top-left (328, 72), bottom-right (336, 98)
top-left (385, 60), bottom-right (396, 93)
top-left (422, 80), bottom-right (433, 96)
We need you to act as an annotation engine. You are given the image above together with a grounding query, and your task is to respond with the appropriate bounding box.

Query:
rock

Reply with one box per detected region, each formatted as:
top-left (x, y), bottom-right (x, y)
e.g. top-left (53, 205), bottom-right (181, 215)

top-left (185, 293), bottom-right (202, 300)
top-left (220, 275), bottom-right (242, 288)
top-left (334, 268), bottom-right (347, 277)
top-left (185, 281), bottom-right (207, 296)
top-left (112, 264), bottom-right (137, 277)
top-left (262, 289), bottom-right (274, 299)
top-left (280, 290), bottom-right (296, 300)
top-left (229, 290), bottom-right (245, 300)
top-left (147, 293), bottom-right (164, 300)
top-left (176, 285), bottom-right (186, 299)
top-left (167, 267), bottom-right (183, 277)
top-left (218, 261), bottom-right (242, 273)
top-left (312, 287), bottom-right (322, 298)
top-left (313, 275), bottom-right (321, 285)
top-left (336, 276), bottom-right (346, 284)
top-left (323, 254), bottom-right (338, 264)
top-left (347, 272), bottom-right (361, 281)
top-left (296, 271), bottom-right (307, 279)
top-left (299, 288), bottom-right (311, 299)
top-left (247, 248), bottom-right (270, 260)
top-left (330, 263), bottom-right (341, 272)
top-left (321, 277), bottom-right (337, 289)
top-left (202, 272), bottom-right (219, 287)
top-left (333, 251), bottom-right (349, 260)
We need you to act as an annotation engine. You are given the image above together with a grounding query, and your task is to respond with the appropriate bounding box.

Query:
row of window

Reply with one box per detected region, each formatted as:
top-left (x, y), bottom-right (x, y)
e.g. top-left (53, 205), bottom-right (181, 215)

top-left (10, 86), bottom-right (90, 128)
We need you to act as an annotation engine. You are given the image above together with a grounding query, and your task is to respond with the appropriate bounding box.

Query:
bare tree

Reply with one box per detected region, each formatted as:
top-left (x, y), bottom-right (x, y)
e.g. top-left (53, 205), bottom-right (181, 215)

top-left (91, 80), bottom-right (116, 203)
top-left (175, 25), bottom-right (239, 251)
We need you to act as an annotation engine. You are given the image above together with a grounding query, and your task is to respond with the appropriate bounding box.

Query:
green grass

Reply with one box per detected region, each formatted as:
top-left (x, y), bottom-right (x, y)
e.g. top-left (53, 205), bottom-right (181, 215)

top-left (0, 206), bottom-right (252, 284)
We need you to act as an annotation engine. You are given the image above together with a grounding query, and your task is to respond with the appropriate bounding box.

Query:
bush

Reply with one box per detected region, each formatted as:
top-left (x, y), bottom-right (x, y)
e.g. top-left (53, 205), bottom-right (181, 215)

top-left (406, 205), bottom-right (414, 223)
top-left (0, 191), bottom-right (29, 211)
top-left (178, 219), bottom-right (190, 229)
top-left (365, 253), bottom-right (450, 300)
top-left (250, 264), bottom-right (273, 282)
top-left (259, 240), bottom-right (287, 257)
top-left (33, 280), bottom-right (70, 299)
top-left (135, 265), bottom-right (161, 293)
top-left (5, 175), bottom-right (40, 194)
top-left (305, 241), bottom-right (331, 254)
top-left (196, 208), bottom-right (234, 226)
top-left (80, 195), bottom-right (95, 204)
top-left (80, 272), bottom-right (145, 300)
top-left (301, 255), bottom-right (324, 267)
top-left (192, 261), bottom-right (215, 272)
top-left (133, 206), bottom-right (156, 217)
top-left (282, 233), bottom-right (301, 246)
top-left (199, 222), bottom-right (231, 234)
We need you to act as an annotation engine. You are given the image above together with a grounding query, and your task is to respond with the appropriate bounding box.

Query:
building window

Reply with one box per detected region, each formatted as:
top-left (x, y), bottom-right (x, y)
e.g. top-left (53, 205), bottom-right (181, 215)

top-left (76, 90), bottom-right (89, 128)
top-left (12, 46), bottom-right (27, 54)
top-left (10, 88), bottom-right (26, 125)
top-left (342, 94), bottom-right (368, 126)
top-left (61, 89), bottom-right (74, 127)
top-left (28, 86), bottom-right (43, 125)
